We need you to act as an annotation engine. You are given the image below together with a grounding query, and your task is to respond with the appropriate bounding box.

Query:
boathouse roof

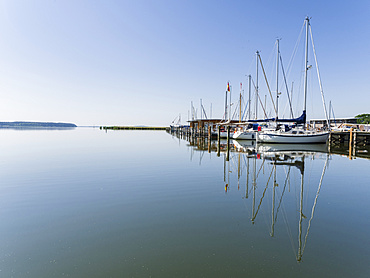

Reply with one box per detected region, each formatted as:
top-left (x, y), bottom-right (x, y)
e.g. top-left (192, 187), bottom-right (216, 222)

top-left (309, 117), bottom-right (357, 124)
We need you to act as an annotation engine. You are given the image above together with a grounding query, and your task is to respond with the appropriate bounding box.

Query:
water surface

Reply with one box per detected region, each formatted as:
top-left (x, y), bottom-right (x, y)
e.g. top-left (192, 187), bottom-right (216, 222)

top-left (0, 128), bottom-right (369, 277)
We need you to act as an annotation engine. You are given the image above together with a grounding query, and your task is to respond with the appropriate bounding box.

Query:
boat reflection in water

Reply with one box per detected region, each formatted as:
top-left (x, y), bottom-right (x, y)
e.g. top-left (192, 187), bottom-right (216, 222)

top-left (232, 142), bottom-right (329, 262)
top-left (256, 143), bottom-right (328, 262)
top-left (171, 130), bottom-right (331, 263)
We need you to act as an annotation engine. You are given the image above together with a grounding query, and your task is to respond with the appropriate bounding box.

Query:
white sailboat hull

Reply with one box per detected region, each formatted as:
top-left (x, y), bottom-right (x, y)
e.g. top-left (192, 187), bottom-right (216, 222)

top-left (233, 130), bottom-right (256, 140)
top-left (257, 143), bottom-right (328, 154)
top-left (257, 131), bottom-right (329, 144)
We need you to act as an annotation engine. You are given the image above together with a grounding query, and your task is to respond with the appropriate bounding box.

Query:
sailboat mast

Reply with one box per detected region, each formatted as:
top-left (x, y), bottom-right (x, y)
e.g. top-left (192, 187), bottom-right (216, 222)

top-left (239, 83), bottom-right (242, 123)
top-left (248, 75), bottom-right (251, 121)
top-left (297, 156), bottom-right (305, 262)
top-left (200, 99), bottom-right (203, 120)
top-left (276, 39), bottom-right (280, 120)
top-left (256, 51), bottom-right (259, 120)
top-left (246, 156), bottom-right (250, 199)
top-left (303, 17), bottom-right (309, 124)
top-left (225, 85), bottom-right (228, 121)
top-left (271, 163), bottom-right (277, 237)
top-left (229, 84), bottom-right (232, 121)
top-left (191, 101), bottom-right (195, 120)
top-left (328, 101), bottom-right (331, 129)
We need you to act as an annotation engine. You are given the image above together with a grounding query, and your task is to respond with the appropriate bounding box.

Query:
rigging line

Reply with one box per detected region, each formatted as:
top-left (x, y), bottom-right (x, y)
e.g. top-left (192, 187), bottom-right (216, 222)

top-left (280, 55), bottom-right (294, 118)
top-left (304, 156), bottom-right (315, 210)
top-left (238, 152), bottom-right (246, 171)
top-left (171, 115), bottom-right (179, 124)
top-left (230, 153), bottom-right (240, 173)
top-left (246, 56), bottom-right (256, 79)
top-left (278, 167), bottom-right (297, 259)
top-left (241, 100), bottom-right (250, 122)
top-left (286, 21), bottom-right (305, 114)
top-left (294, 45), bottom-right (305, 115)
top-left (239, 94), bottom-right (245, 114)
top-left (266, 40), bottom-right (278, 89)
top-left (199, 150), bottom-right (205, 166)
top-left (282, 197), bottom-right (298, 260)
top-left (256, 158), bottom-right (267, 179)
top-left (201, 103), bottom-right (208, 120)
top-left (331, 104), bottom-right (337, 124)
top-left (251, 167), bottom-right (274, 222)
top-left (257, 92), bottom-right (269, 119)
top-left (231, 101), bottom-right (240, 120)
top-left (267, 40), bottom-right (279, 70)
top-left (309, 24), bottom-right (330, 127)
top-left (242, 153), bottom-right (248, 165)
top-left (243, 155), bottom-right (255, 191)
top-left (251, 79), bottom-right (268, 119)
top-left (238, 94), bottom-right (247, 122)
top-left (274, 165), bottom-right (292, 223)
top-left (240, 189), bottom-right (252, 213)
top-left (190, 144), bottom-right (194, 161)
top-left (258, 54), bottom-right (277, 115)
top-left (285, 20), bottom-right (306, 82)
top-left (302, 155), bottom-right (329, 255)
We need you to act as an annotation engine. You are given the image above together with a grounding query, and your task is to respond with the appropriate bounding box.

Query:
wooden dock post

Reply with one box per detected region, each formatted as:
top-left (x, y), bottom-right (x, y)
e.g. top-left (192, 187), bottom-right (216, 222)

top-left (349, 128), bottom-right (353, 160)
top-left (226, 125), bottom-right (230, 161)
top-left (207, 125), bottom-right (211, 153)
top-left (353, 130), bottom-right (357, 156)
top-left (217, 125), bottom-right (221, 157)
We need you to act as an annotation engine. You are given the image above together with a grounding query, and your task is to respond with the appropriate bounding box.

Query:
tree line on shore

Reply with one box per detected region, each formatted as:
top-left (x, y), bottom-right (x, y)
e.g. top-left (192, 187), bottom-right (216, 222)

top-left (356, 114), bottom-right (370, 124)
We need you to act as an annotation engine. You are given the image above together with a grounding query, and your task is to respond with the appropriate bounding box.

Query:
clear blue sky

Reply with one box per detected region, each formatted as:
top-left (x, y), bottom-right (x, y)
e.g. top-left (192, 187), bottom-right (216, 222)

top-left (0, 0), bottom-right (369, 126)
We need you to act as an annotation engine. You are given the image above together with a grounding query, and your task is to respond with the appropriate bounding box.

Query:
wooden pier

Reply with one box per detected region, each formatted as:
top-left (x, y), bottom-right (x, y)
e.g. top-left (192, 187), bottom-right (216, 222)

top-left (329, 130), bottom-right (370, 160)
top-left (168, 126), bottom-right (370, 160)
top-left (329, 130), bottom-right (370, 147)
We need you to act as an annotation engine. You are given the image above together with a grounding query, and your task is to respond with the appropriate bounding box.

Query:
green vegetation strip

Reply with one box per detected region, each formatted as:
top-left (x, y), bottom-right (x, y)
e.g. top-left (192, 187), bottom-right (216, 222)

top-left (100, 126), bottom-right (167, 130)
top-left (356, 114), bottom-right (370, 124)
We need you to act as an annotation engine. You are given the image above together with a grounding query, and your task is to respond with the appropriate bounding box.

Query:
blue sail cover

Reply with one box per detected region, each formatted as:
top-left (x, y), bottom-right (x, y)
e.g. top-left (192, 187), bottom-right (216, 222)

top-left (247, 110), bottom-right (306, 124)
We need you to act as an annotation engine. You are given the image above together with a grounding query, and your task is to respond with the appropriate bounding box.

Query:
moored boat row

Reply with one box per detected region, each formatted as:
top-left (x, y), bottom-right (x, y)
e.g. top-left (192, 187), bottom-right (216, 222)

top-left (232, 126), bottom-right (329, 144)
top-left (232, 17), bottom-right (330, 144)
top-left (172, 17), bottom-right (334, 145)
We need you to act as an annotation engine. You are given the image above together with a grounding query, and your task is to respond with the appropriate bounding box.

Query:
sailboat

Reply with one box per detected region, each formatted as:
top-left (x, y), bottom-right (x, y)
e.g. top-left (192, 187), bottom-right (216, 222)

top-left (233, 56), bottom-right (260, 140)
top-left (257, 127), bottom-right (329, 144)
top-left (233, 41), bottom-right (306, 140)
top-left (257, 17), bottom-right (330, 144)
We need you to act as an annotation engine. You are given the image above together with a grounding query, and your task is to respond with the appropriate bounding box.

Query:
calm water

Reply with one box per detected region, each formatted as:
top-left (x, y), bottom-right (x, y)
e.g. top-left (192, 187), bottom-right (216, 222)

top-left (0, 128), bottom-right (369, 277)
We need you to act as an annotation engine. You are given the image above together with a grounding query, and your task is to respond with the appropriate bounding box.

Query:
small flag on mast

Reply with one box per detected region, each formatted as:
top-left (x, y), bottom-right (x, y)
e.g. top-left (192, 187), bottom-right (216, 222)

top-left (227, 82), bottom-right (230, 92)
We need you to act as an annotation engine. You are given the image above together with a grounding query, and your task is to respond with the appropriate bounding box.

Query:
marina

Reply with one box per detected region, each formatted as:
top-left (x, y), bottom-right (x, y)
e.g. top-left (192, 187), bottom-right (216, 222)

top-left (170, 17), bottom-right (369, 151)
top-left (1, 2), bottom-right (369, 277)
top-left (168, 126), bottom-right (370, 160)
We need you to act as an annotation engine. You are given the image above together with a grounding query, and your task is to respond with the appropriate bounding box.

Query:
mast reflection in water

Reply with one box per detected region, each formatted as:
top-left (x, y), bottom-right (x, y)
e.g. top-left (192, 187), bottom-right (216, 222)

top-left (235, 141), bottom-right (329, 262)
top-left (172, 130), bottom-right (342, 264)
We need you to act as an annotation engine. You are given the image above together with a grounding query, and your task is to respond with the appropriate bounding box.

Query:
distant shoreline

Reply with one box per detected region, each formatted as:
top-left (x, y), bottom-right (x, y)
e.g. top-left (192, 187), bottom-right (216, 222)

top-left (0, 121), bottom-right (77, 128)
